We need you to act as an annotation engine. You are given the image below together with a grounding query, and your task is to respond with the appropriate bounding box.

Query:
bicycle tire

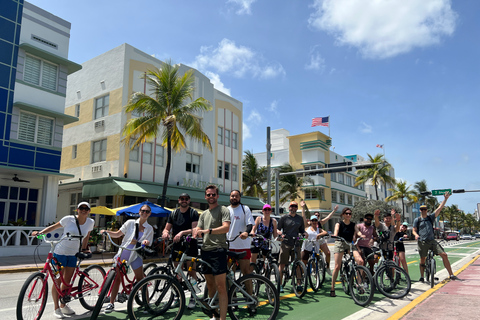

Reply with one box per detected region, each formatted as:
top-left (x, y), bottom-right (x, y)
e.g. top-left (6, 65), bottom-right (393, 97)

top-left (91, 269), bottom-right (115, 319)
top-left (349, 265), bottom-right (374, 307)
top-left (250, 262), bottom-right (260, 275)
top-left (78, 264), bottom-right (106, 310)
top-left (307, 258), bottom-right (320, 292)
top-left (340, 262), bottom-right (350, 295)
top-left (228, 273), bottom-right (280, 320)
top-left (425, 257), bottom-right (431, 283)
top-left (430, 258), bottom-right (436, 288)
top-left (127, 274), bottom-right (185, 320)
top-left (146, 266), bottom-right (177, 305)
top-left (16, 271), bottom-right (48, 320)
top-left (317, 253), bottom-right (326, 287)
top-left (291, 260), bottom-right (307, 298)
top-left (265, 263), bottom-right (280, 295)
top-left (375, 264), bottom-right (411, 299)
top-left (143, 262), bottom-right (158, 275)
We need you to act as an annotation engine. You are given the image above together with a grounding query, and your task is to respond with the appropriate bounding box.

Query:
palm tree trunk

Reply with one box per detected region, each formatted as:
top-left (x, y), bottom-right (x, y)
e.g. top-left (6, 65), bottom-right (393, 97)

top-left (160, 134), bottom-right (172, 207)
top-left (375, 181), bottom-right (379, 200)
top-left (401, 198), bottom-right (405, 221)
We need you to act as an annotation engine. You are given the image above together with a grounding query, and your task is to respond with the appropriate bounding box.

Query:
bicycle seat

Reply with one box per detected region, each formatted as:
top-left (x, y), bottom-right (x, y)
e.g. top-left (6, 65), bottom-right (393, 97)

top-left (227, 250), bottom-right (247, 260)
top-left (76, 252), bottom-right (92, 260)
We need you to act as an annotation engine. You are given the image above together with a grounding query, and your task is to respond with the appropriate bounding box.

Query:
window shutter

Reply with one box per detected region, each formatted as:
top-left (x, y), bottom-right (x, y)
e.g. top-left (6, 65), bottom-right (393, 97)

top-left (36, 116), bottom-right (53, 145)
top-left (42, 62), bottom-right (57, 91)
top-left (24, 56), bottom-right (41, 85)
top-left (18, 113), bottom-right (36, 142)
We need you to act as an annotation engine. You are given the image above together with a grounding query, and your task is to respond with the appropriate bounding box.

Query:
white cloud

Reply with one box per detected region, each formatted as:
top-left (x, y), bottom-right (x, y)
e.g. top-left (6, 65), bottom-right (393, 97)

top-left (204, 71), bottom-right (231, 96)
top-left (192, 38), bottom-right (285, 79)
top-left (305, 47), bottom-right (326, 72)
top-left (247, 110), bottom-right (262, 124)
top-left (243, 123), bottom-right (252, 140)
top-left (308, 0), bottom-right (457, 59)
top-left (360, 122), bottom-right (372, 133)
top-left (227, 0), bottom-right (257, 15)
top-left (268, 100), bottom-right (279, 113)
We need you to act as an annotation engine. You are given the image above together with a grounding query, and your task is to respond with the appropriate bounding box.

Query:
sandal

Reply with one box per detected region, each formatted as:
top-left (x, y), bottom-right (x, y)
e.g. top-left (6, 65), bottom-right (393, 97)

top-left (330, 290), bottom-right (336, 297)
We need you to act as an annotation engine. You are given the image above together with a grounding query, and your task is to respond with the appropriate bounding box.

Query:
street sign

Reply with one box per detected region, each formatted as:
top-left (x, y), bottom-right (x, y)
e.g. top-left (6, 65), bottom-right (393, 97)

top-left (431, 189), bottom-right (452, 196)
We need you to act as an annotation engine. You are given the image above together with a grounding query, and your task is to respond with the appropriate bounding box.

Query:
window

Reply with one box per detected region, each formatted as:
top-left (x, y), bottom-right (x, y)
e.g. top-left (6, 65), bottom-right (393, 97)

top-left (347, 194), bottom-right (353, 205)
top-left (304, 164), bottom-right (324, 177)
top-left (225, 162), bottom-right (230, 180)
top-left (155, 144), bottom-right (164, 167)
top-left (75, 104), bottom-right (80, 117)
top-left (218, 127), bottom-right (223, 145)
top-left (24, 55), bottom-right (58, 91)
top-left (94, 95), bottom-right (109, 119)
top-left (69, 192), bottom-right (83, 215)
top-left (218, 161), bottom-right (223, 178)
top-left (0, 186), bottom-right (39, 225)
top-left (338, 173), bottom-right (344, 184)
top-left (72, 145), bottom-right (77, 159)
top-left (18, 112), bottom-right (54, 146)
top-left (346, 175), bottom-right (352, 186)
top-left (225, 129), bottom-right (230, 147)
top-left (129, 143), bottom-right (139, 162)
top-left (143, 143), bottom-right (152, 164)
top-left (339, 192), bottom-right (345, 204)
top-left (186, 153), bottom-right (200, 173)
top-left (331, 190), bottom-right (338, 202)
top-left (305, 188), bottom-right (325, 200)
top-left (331, 172), bottom-right (337, 182)
top-left (92, 139), bottom-right (107, 163)
top-left (232, 132), bottom-right (238, 149)
top-left (232, 164), bottom-right (238, 182)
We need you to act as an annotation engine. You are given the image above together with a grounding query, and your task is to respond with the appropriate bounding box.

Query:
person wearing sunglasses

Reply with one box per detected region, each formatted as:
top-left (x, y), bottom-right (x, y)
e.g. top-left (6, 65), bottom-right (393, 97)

top-left (301, 215), bottom-right (328, 267)
top-left (32, 202), bottom-right (95, 318)
top-left (331, 207), bottom-right (366, 297)
top-left (162, 193), bottom-right (200, 309)
top-left (101, 204), bottom-right (153, 313)
top-left (251, 204), bottom-right (278, 265)
top-left (357, 213), bottom-right (378, 275)
top-left (374, 208), bottom-right (401, 262)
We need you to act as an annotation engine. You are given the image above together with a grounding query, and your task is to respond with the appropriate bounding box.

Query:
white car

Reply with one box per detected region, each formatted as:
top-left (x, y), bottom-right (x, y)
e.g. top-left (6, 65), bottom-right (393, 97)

top-left (461, 234), bottom-right (473, 240)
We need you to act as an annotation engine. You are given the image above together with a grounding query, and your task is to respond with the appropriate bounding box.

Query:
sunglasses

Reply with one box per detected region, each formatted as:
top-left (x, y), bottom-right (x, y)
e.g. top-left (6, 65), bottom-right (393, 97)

top-left (344, 212), bottom-right (352, 215)
top-left (420, 208), bottom-right (427, 211)
top-left (264, 208), bottom-right (272, 211)
top-left (140, 209), bottom-right (151, 213)
top-left (206, 193), bottom-right (217, 197)
top-left (290, 205), bottom-right (298, 208)
top-left (179, 197), bottom-right (189, 201)
top-left (78, 207), bottom-right (90, 211)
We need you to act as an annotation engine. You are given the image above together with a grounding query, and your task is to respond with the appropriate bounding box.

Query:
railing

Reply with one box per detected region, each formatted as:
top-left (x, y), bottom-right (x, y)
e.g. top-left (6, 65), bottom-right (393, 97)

top-left (0, 226), bottom-right (59, 257)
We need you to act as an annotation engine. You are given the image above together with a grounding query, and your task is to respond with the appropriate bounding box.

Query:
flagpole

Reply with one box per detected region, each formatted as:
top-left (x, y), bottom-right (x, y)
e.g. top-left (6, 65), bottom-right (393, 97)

top-left (328, 115), bottom-right (331, 138)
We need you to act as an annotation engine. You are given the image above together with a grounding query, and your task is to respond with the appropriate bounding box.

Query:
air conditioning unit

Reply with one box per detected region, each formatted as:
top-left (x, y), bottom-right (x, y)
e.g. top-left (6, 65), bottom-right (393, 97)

top-left (94, 120), bottom-right (105, 128)
top-left (92, 165), bottom-right (102, 173)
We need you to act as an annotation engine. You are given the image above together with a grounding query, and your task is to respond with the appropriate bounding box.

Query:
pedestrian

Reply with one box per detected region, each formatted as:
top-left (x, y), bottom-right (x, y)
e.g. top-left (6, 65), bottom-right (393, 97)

top-left (31, 202), bottom-right (94, 319)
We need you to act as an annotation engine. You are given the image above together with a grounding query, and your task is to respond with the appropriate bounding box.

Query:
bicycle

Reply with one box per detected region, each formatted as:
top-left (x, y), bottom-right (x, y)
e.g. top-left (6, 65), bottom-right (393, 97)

top-left (367, 238), bottom-right (411, 299)
top-left (90, 232), bottom-right (154, 318)
top-left (303, 238), bottom-right (327, 292)
top-left (127, 234), bottom-right (279, 320)
top-left (423, 239), bottom-right (445, 288)
top-left (16, 233), bottom-right (105, 320)
top-left (249, 235), bottom-right (280, 293)
top-left (333, 236), bottom-right (374, 307)
top-left (279, 235), bottom-right (307, 298)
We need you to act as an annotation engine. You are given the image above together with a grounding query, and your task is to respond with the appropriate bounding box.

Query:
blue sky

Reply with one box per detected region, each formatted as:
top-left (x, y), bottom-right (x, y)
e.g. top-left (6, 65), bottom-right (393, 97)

top-left (29, 0), bottom-right (479, 214)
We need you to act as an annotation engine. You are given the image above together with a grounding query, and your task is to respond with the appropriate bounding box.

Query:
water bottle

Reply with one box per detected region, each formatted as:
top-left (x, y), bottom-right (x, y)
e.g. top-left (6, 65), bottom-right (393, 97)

top-left (190, 278), bottom-right (201, 293)
top-left (51, 259), bottom-right (61, 279)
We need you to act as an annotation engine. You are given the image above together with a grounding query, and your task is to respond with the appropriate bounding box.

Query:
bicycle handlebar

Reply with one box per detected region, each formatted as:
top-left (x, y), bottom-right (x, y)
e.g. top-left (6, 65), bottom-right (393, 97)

top-left (103, 231), bottom-right (152, 252)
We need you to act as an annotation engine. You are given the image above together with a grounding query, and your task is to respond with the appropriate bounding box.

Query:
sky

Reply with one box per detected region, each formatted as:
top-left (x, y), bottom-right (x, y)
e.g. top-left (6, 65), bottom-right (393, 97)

top-left (28, 0), bottom-right (479, 214)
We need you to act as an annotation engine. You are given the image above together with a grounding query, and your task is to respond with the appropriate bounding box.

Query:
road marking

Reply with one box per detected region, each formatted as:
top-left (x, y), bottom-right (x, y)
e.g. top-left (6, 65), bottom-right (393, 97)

top-left (387, 254), bottom-right (480, 320)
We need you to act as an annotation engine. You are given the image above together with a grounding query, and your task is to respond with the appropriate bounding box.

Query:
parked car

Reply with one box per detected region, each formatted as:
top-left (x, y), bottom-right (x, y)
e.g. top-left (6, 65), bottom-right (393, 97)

top-left (475, 233), bottom-right (480, 239)
top-left (446, 232), bottom-right (460, 241)
top-left (460, 234), bottom-right (473, 240)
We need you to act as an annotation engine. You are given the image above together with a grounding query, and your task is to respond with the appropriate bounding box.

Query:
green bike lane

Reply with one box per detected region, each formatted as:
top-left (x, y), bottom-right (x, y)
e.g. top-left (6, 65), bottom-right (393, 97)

top-left (88, 240), bottom-right (480, 320)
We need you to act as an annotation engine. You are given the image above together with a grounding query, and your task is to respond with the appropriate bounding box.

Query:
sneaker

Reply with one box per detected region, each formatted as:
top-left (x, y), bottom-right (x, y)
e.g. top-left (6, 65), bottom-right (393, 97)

top-left (296, 285), bottom-right (303, 293)
top-left (60, 305), bottom-right (75, 315)
top-left (279, 285), bottom-right (284, 293)
top-left (419, 277), bottom-right (424, 283)
top-left (53, 309), bottom-right (65, 319)
top-left (187, 297), bottom-right (196, 309)
top-left (326, 268), bottom-right (332, 276)
top-left (172, 298), bottom-right (180, 308)
top-left (105, 303), bottom-right (115, 314)
top-left (450, 275), bottom-right (460, 281)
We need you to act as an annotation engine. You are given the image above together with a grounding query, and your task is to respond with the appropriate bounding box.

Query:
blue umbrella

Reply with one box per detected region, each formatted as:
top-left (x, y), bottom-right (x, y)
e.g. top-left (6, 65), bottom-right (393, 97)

top-left (116, 201), bottom-right (171, 218)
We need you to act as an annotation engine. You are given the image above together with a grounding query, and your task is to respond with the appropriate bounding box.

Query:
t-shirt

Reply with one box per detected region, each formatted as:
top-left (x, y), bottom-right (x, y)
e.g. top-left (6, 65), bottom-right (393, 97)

top-left (54, 216), bottom-right (95, 256)
top-left (278, 214), bottom-right (305, 246)
top-left (357, 223), bottom-right (375, 248)
top-left (413, 214), bottom-right (435, 241)
top-left (198, 205), bottom-right (230, 251)
top-left (376, 222), bottom-right (396, 250)
top-left (167, 207), bottom-right (199, 236)
top-left (394, 231), bottom-right (407, 251)
top-left (227, 204), bottom-right (255, 250)
top-left (301, 227), bottom-right (319, 252)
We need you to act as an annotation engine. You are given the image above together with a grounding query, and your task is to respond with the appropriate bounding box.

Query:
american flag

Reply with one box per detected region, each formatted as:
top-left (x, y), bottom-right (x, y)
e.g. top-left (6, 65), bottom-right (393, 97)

top-left (311, 116), bottom-right (329, 127)
top-left (376, 144), bottom-right (384, 148)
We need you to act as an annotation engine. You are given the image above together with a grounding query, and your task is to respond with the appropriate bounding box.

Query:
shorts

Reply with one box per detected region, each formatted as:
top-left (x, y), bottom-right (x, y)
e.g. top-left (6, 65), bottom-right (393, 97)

top-left (201, 248), bottom-right (228, 276)
top-left (317, 238), bottom-right (326, 246)
top-left (120, 248), bottom-right (143, 270)
top-left (53, 253), bottom-right (77, 268)
top-left (396, 242), bottom-right (405, 252)
top-left (229, 248), bottom-right (251, 260)
top-left (382, 250), bottom-right (393, 260)
top-left (418, 239), bottom-right (444, 258)
top-left (279, 242), bottom-right (301, 265)
top-left (333, 240), bottom-right (358, 254)
top-left (171, 240), bottom-right (199, 261)
top-left (359, 246), bottom-right (375, 261)
top-left (301, 250), bottom-right (313, 261)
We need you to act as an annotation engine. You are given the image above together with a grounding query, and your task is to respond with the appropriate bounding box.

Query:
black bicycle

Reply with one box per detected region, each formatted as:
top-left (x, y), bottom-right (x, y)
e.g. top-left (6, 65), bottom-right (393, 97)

top-left (423, 239), bottom-right (445, 288)
top-left (303, 239), bottom-right (327, 292)
top-left (250, 235), bottom-right (281, 294)
top-left (279, 235), bottom-right (307, 298)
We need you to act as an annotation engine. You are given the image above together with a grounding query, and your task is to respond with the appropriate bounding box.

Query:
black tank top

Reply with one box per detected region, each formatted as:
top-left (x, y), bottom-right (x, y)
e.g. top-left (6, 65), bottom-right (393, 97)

top-left (338, 221), bottom-right (355, 242)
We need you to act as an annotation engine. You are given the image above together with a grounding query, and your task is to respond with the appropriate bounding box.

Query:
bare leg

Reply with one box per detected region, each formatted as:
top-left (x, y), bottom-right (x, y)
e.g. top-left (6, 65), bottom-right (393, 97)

top-left (399, 252), bottom-right (409, 274)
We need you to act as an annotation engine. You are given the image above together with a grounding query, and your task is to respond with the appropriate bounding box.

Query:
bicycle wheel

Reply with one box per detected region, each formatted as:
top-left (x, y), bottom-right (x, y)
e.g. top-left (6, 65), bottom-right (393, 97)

top-left (430, 258), bottom-right (436, 288)
top-left (264, 263), bottom-right (280, 295)
top-left (317, 253), bottom-right (326, 287)
top-left (16, 271), bottom-right (48, 320)
top-left (78, 264), bottom-right (106, 310)
top-left (425, 258), bottom-right (430, 283)
top-left (307, 258), bottom-right (320, 292)
top-left (250, 262), bottom-right (260, 274)
top-left (127, 274), bottom-right (185, 320)
top-left (340, 263), bottom-right (350, 294)
top-left (291, 261), bottom-right (307, 298)
top-left (91, 269), bottom-right (116, 319)
top-left (143, 262), bottom-right (158, 275)
top-left (228, 274), bottom-right (279, 320)
top-left (375, 264), bottom-right (411, 299)
top-left (349, 265), bottom-right (374, 307)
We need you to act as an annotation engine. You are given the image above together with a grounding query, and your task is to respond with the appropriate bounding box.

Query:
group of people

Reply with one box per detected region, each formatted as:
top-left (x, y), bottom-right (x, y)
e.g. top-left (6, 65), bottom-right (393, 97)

top-left (33, 185), bottom-right (459, 319)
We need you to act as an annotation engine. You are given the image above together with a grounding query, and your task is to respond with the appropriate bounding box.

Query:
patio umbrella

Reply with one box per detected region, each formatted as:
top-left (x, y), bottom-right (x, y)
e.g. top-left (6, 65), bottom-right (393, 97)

top-left (116, 201), bottom-right (171, 218)
top-left (90, 206), bottom-right (117, 216)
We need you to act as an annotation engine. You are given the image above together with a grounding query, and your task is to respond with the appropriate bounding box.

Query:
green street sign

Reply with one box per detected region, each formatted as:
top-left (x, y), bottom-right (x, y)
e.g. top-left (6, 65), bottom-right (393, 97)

top-left (431, 189), bottom-right (452, 196)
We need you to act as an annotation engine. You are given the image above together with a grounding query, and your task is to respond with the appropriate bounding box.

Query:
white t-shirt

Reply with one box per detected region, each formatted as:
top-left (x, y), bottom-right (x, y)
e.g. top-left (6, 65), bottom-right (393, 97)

top-left (54, 216), bottom-right (95, 256)
top-left (301, 227), bottom-right (320, 252)
top-left (227, 204), bottom-right (255, 250)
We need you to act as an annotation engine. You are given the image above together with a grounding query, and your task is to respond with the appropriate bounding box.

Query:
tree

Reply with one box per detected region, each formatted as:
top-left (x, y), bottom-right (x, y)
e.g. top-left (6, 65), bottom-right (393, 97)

top-left (354, 153), bottom-right (396, 200)
top-left (242, 150), bottom-right (267, 198)
top-left (123, 61), bottom-right (212, 206)
top-left (444, 205), bottom-right (458, 232)
top-left (352, 200), bottom-right (401, 223)
top-left (277, 163), bottom-right (313, 206)
top-left (385, 180), bottom-right (418, 221)
top-left (413, 179), bottom-right (433, 205)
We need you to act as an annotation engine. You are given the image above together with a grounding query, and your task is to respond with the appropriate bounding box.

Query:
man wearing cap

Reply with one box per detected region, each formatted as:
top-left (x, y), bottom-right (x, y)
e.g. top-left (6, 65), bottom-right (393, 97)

top-left (277, 201), bottom-right (307, 293)
top-left (162, 192), bottom-right (199, 309)
top-left (374, 208), bottom-right (401, 261)
top-left (394, 222), bottom-right (409, 274)
top-left (413, 192), bottom-right (458, 281)
top-left (357, 213), bottom-right (378, 274)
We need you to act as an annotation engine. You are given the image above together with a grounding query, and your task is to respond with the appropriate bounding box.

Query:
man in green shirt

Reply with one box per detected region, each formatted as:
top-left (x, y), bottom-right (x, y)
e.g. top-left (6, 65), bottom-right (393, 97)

top-left (193, 184), bottom-right (230, 320)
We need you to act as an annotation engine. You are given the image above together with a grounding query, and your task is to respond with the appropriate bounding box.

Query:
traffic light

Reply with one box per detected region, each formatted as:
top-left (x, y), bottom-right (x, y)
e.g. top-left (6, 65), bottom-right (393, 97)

top-left (452, 189), bottom-right (465, 193)
top-left (325, 161), bottom-right (353, 173)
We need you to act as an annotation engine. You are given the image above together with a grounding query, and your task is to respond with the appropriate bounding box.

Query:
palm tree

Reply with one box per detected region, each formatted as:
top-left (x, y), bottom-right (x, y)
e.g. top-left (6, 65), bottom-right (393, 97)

top-left (277, 163), bottom-right (314, 205)
top-left (354, 153), bottom-right (396, 200)
top-left (385, 180), bottom-right (418, 221)
top-left (242, 150), bottom-right (267, 198)
top-left (413, 179), bottom-right (432, 205)
top-left (123, 61), bottom-right (212, 206)
top-left (444, 205), bottom-right (458, 232)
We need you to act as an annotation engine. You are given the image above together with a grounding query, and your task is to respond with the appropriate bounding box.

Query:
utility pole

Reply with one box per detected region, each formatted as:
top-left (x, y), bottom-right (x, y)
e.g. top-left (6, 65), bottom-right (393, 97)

top-left (266, 127), bottom-right (271, 205)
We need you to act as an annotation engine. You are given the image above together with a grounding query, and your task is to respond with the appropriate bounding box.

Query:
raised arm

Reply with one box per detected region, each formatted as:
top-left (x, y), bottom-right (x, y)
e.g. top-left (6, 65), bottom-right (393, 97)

top-left (374, 209), bottom-right (381, 228)
top-left (434, 192), bottom-right (450, 218)
top-left (300, 200), bottom-right (308, 229)
top-left (321, 205), bottom-right (339, 225)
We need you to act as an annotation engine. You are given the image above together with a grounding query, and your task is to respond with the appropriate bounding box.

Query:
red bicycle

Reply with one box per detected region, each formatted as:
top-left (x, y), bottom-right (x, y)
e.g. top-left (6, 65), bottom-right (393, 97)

top-left (16, 233), bottom-right (106, 320)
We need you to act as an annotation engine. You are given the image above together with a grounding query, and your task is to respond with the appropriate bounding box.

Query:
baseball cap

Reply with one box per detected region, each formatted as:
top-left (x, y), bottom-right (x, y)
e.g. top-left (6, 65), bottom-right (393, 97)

top-left (419, 205), bottom-right (427, 210)
top-left (364, 213), bottom-right (373, 219)
top-left (289, 201), bottom-right (298, 207)
top-left (402, 222), bottom-right (409, 226)
top-left (263, 204), bottom-right (272, 210)
top-left (77, 201), bottom-right (91, 209)
top-left (179, 193), bottom-right (190, 199)
top-left (310, 215), bottom-right (318, 221)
